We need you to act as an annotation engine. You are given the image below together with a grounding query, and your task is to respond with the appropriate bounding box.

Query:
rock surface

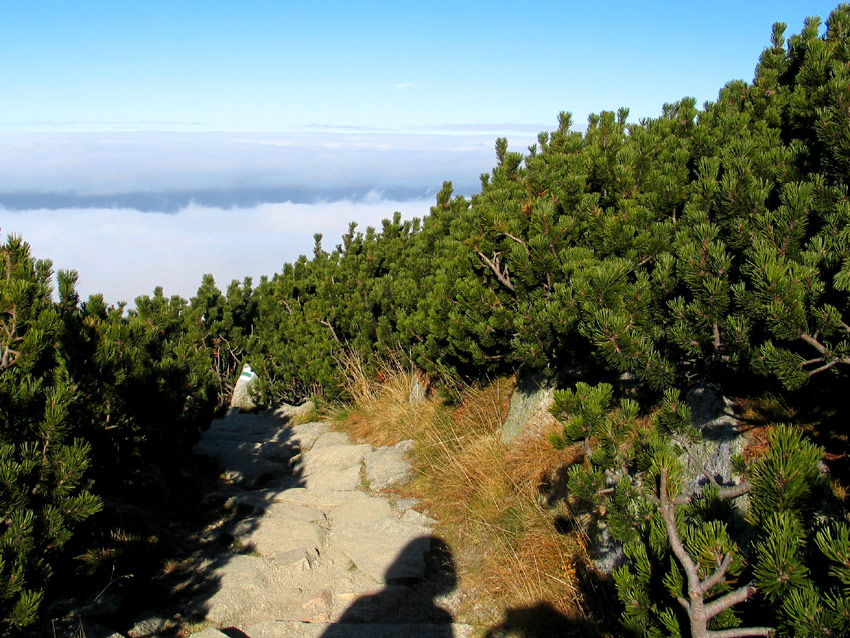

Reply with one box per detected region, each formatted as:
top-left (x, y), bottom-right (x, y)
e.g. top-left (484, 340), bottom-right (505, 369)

top-left (365, 439), bottom-right (415, 491)
top-left (189, 409), bottom-right (471, 636)
top-left (682, 383), bottom-right (747, 497)
top-left (500, 370), bottom-right (558, 443)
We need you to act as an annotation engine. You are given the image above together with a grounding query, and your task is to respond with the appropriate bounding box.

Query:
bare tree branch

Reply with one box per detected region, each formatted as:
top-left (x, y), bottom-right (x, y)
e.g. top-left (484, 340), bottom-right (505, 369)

top-left (320, 319), bottom-right (340, 344)
top-left (478, 251), bottom-right (516, 292)
top-left (703, 582), bottom-right (759, 621)
top-left (658, 468), bottom-right (770, 638)
top-left (502, 232), bottom-right (530, 257)
top-left (700, 553), bottom-right (733, 594)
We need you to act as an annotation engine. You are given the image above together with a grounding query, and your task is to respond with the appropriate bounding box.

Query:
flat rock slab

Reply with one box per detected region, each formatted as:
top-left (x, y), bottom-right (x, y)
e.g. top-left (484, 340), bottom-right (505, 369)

top-left (263, 501), bottom-right (327, 522)
top-left (73, 622), bottom-right (124, 638)
top-left (289, 422), bottom-right (333, 450)
top-left (205, 555), bottom-right (290, 625)
top-left (207, 411), bottom-right (285, 436)
top-left (311, 431), bottom-right (354, 450)
top-left (232, 516), bottom-right (327, 559)
top-left (302, 466), bottom-right (364, 493)
top-left (127, 613), bottom-right (173, 637)
top-left (364, 440), bottom-right (414, 491)
top-left (273, 488), bottom-right (372, 514)
top-left (329, 497), bottom-right (394, 525)
top-left (194, 442), bottom-right (290, 485)
top-left (257, 437), bottom-right (302, 463)
top-left (195, 413), bottom-right (301, 486)
top-left (302, 444), bottom-right (372, 475)
top-left (242, 620), bottom-right (474, 638)
top-left (185, 410), bottom-right (455, 635)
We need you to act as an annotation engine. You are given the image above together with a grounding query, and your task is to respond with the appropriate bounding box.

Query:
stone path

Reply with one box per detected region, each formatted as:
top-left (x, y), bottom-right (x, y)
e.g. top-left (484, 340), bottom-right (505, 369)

top-left (189, 407), bottom-right (473, 638)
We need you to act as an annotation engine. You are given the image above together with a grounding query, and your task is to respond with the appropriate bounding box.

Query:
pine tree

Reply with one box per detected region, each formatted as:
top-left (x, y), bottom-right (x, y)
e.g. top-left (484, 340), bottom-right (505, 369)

top-left (0, 236), bottom-right (101, 635)
top-left (551, 381), bottom-right (847, 637)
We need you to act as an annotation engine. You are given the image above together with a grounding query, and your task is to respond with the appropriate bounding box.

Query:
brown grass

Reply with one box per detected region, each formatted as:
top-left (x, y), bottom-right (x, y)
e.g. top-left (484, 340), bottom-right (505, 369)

top-left (333, 352), bottom-right (591, 630)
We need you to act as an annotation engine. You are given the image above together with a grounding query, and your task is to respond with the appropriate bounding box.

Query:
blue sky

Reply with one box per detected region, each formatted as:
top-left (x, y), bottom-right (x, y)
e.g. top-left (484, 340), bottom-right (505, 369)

top-left (0, 1), bottom-right (844, 303)
top-left (0, 1), bottom-right (841, 131)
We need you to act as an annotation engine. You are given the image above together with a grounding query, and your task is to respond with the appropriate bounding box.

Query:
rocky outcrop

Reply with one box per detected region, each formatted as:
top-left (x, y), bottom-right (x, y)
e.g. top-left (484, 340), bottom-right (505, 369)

top-left (590, 384), bottom-right (747, 576)
top-left (681, 383), bottom-right (747, 497)
top-left (500, 371), bottom-right (558, 444)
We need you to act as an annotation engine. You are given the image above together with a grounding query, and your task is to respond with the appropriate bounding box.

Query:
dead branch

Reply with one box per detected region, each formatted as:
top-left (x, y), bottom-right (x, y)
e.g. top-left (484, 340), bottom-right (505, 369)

top-left (478, 251), bottom-right (516, 292)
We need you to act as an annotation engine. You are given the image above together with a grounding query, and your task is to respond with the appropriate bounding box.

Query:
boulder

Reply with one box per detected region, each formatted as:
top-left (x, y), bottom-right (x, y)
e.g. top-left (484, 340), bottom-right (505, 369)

top-left (408, 370), bottom-right (431, 403)
top-left (500, 371), bottom-right (558, 444)
top-left (682, 383), bottom-right (747, 497)
top-left (275, 400), bottom-right (317, 424)
top-left (365, 440), bottom-right (414, 491)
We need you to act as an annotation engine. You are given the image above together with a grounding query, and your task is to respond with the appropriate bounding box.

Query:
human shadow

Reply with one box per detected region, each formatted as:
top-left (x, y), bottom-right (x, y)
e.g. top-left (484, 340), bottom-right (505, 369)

top-left (320, 536), bottom-right (457, 637)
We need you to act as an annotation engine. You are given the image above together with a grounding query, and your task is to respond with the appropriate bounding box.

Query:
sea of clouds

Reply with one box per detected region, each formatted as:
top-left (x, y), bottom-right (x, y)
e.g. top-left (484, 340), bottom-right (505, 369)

top-left (0, 128), bottom-right (540, 304)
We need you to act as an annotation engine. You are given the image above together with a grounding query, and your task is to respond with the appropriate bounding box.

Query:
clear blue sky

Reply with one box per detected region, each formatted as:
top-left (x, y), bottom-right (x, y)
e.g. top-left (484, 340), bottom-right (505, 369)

top-left (0, 1), bottom-right (842, 132)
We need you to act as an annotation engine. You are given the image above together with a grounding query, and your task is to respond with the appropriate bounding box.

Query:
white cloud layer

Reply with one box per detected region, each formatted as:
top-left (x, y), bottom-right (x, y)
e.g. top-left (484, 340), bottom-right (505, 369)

top-left (0, 129), bottom-right (540, 204)
top-left (1, 197), bottom-right (433, 305)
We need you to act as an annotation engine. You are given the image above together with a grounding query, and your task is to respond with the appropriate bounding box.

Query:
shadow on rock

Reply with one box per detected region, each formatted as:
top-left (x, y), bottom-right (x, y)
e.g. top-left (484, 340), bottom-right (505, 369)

top-left (172, 407), bottom-right (312, 625)
top-left (320, 536), bottom-right (457, 637)
top-left (48, 407), bottom-right (311, 636)
top-left (484, 601), bottom-right (606, 638)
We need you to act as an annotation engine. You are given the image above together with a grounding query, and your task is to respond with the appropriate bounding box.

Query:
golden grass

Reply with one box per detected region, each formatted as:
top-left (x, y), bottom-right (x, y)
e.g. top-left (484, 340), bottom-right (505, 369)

top-left (333, 352), bottom-right (591, 630)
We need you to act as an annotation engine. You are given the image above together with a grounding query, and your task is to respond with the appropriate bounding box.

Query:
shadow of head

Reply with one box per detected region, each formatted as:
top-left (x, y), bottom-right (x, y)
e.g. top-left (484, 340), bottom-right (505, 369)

top-left (381, 535), bottom-right (456, 593)
top-left (322, 535), bottom-right (459, 633)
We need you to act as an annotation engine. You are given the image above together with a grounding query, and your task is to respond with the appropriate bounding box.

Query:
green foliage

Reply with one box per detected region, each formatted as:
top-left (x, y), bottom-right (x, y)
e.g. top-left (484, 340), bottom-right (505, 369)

top-left (0, 235), bottom-right (228, 633)
top-left (754, 511), bottom-right (809, 600)
top-left (0, 237), bottom-right (101, 634)
top-left (748, 425), bottom-right (825, 526)
top-left (230, 6), bottom-right (850, 404)
top-left (3, 3), bottom-right (850, 634)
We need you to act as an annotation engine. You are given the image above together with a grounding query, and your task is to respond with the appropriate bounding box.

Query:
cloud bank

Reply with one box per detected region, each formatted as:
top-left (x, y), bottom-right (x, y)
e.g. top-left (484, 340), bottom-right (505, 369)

top-left (0, 128), bottom-right (541, 304)
top-left (2, 197), bottom-right (434, 305)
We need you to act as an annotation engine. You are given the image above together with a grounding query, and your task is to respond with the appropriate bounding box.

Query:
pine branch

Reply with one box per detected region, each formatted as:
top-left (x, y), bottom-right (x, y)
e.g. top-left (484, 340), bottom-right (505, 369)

top-left (1, 345), bottom-right (20, 369)
top-left (798, 333), bottom-right (850, 373)
top-left (717, 481), bottom-right (751, 500)
top-left (659, 468), bottom-right (706, 620)
top-left (799, 332), bottom-right (828, 354)
top-left (658, 468), bottom-right (769, 638)
top-left (502, 232), bottom-right (530, 257)
top-left (320, 319), bottom-right (340, 343)
top-left (807, 359), bottom-right (841, 376)
top-left (703, 582), bottom-right (759, 620)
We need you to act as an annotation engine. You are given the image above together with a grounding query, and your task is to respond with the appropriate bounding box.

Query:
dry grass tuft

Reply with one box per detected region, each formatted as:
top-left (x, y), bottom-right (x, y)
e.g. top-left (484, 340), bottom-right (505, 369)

top-left (334, 354), bottom-right (591, 629)
top-left (334, 349), bottom-right (441, 446)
